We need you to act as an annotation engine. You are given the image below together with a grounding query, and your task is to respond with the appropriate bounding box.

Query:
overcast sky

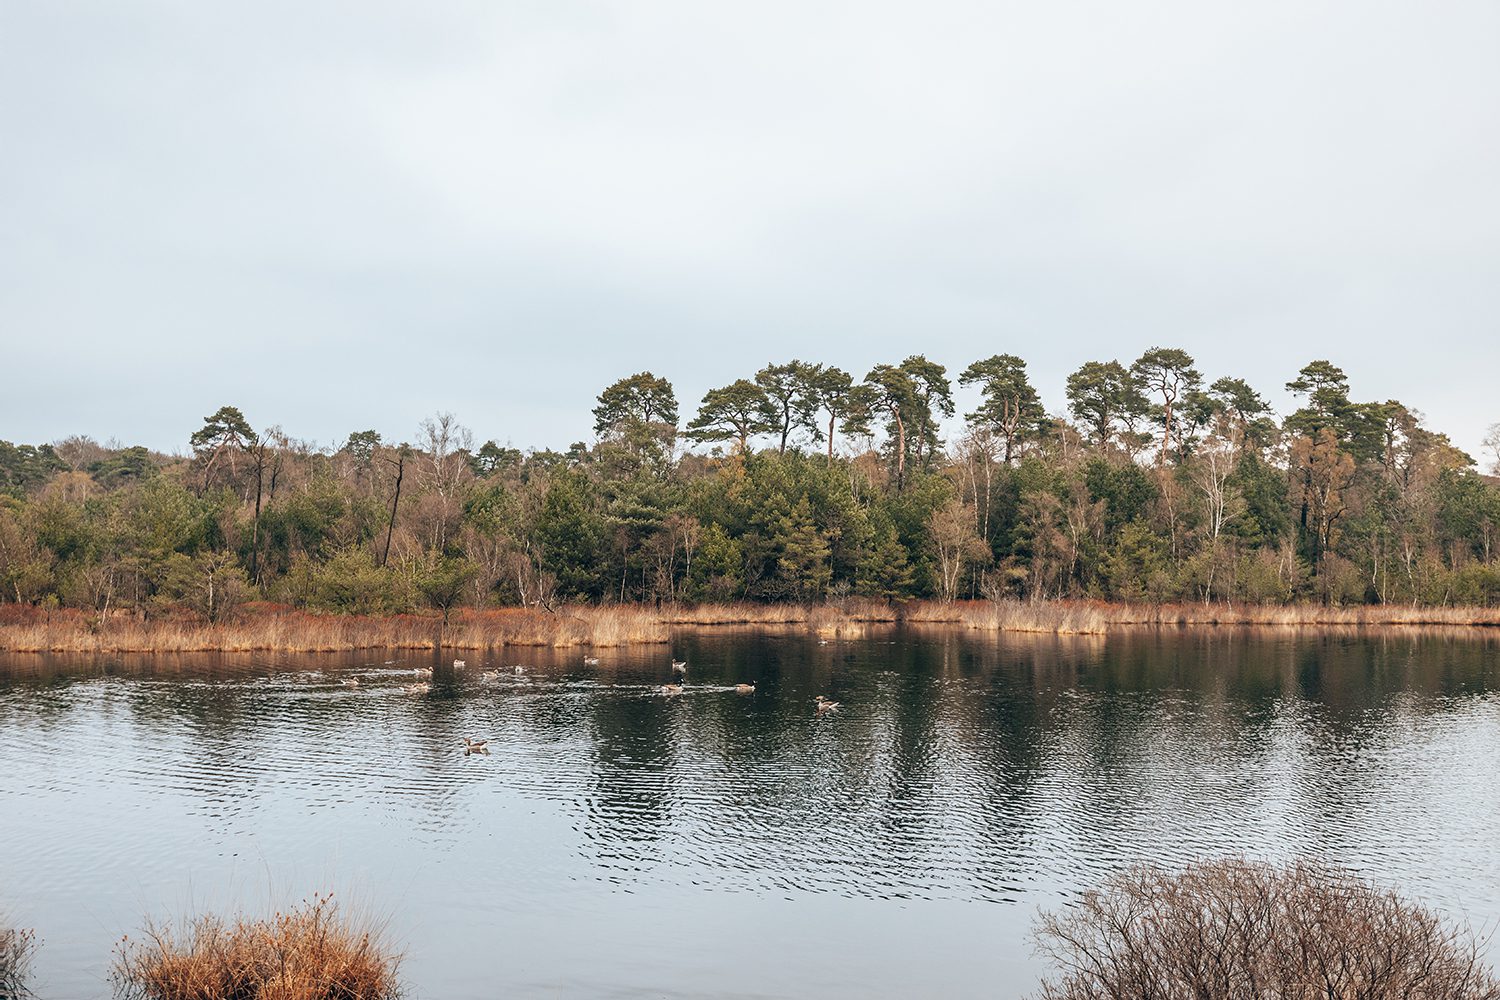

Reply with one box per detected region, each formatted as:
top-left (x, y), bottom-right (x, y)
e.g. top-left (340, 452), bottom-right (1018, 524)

top-left (3, 1), bottom-right (1497, 460)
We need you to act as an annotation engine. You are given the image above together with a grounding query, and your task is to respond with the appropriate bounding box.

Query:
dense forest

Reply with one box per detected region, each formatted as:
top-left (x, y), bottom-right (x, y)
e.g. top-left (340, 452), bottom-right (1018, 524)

top-left (2, 350), bottom-right (1498, 620)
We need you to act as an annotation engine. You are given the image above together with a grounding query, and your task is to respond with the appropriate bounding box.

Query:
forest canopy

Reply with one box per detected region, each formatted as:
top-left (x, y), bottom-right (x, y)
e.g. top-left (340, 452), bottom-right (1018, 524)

top-left (2, 350), bottom-right (1498, 619)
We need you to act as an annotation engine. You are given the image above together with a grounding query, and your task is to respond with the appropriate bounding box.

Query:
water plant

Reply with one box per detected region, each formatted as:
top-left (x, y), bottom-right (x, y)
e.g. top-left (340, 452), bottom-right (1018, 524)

top-left (1031, 859), bottom-right (1500, 999)
top-left (0, 921), bottom-right (37, 1000)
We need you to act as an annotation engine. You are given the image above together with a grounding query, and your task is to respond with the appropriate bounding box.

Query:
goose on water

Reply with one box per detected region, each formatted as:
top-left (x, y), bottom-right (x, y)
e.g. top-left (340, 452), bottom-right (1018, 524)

top-left (658, 682), bottom-right (684, 696)
top-left (814, 695), bottom-right (841, 713)
top-left (463, 738), bottom-right (490, 756)
top-left (735, 682), bottom-right (756, 695)
top-left (671, 660), bottom-right (687, 673)
top-left (453, 659), bottom-right (466, 669)
top-left (342, 677), bottom-right (361, 688)
top-left (404, 682), bottom-right (431, 695)
top-left (583, 656), bottom-right (600, 666)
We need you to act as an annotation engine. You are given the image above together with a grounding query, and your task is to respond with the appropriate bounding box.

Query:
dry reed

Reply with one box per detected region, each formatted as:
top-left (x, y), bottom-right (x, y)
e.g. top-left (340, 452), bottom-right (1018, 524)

top-left (1, 921), bottom-right (36, 999)
top-left (111, 893), bottom-right (401, 1000)
top-left (1, 598), bottom-right (1497, 655)
top-left (1032, 858), bottom-right (1500, 1000)
top-left (0, 605), bottom-right (668, 654)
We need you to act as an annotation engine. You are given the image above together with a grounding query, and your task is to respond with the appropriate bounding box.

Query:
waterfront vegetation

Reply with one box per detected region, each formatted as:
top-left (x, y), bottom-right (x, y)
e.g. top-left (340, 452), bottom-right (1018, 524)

top-left (110, 895), bottom-right (400, 1000)
top-left (10, 862), bottom-right (1500, 999)
top-left (1032, 860), bottom-right (1500, 1000)
top-left (3, 599), bottom-right (1500, 654)
top-left (1, 920), bottom-right (37, 1000)
top-left (2, 353), bottom-right (1499, 645)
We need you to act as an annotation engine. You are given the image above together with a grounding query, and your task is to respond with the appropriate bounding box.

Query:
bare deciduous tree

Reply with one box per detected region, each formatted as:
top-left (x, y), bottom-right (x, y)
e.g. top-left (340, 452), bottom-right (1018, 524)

top-left (1033, 859), bottom-right (1500, 1000)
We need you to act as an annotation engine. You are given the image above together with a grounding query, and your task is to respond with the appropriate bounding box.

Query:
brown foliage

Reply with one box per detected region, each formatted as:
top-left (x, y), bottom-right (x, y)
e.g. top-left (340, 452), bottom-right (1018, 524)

top-left (1033, 859), bottom-right (1500, 1000)
top-left (111, 894), bottom-right (401, 1000)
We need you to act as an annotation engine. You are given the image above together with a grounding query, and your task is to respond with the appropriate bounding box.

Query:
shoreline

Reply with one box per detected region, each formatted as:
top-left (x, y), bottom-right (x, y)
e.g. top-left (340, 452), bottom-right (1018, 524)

top-left (2, 600), bottom-right (1498, 654)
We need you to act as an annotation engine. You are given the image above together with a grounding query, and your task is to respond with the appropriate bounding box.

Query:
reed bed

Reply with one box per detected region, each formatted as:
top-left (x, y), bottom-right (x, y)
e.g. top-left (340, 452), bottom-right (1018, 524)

top-left (112, 894), bottom-right (400, 1000)
top-left (0, 606), bottom-right (669, 654)
top-left (1, 599), bottom-right (1497, 655)
top-left (905, 600), bottom-right (1111, 635)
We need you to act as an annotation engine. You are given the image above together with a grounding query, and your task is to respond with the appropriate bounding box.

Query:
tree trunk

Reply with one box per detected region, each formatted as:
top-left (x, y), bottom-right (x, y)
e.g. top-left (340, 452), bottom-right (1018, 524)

top-left (381, 454), bottom-right (405, 568)
top-left (894, 407), bottom-right (906, 491)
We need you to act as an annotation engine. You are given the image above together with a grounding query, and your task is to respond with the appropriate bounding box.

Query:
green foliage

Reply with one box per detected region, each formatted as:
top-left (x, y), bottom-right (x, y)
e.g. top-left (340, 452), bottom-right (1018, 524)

top-left (959, 354), bottom-right (1044, 461)
top-left (158, 550), bottom-right (250, 623)
top-left (302, 548), bottom-right (407, 615)
top-left (0, 352), bottom-right (1495, 615)
top-left (686, 379), bottom-right (776, 452)
top-left (592, 372), bottom-right (678, 436)
top-left (1065, 361), bottom-right (1150, 446)
top-left (0, 441), bottom-right (66, 496)
top-left (535, 469), bottom-right (605, 600)
top-left (773, 497), bottom-right (833, 601)
top-left (412, 555), bottom-right (478, 623)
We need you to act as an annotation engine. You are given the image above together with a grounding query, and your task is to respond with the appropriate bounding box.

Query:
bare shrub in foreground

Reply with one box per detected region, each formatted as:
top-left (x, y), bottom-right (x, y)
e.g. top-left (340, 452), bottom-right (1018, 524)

top-left (1033, 859), bottom-right (1500, 1000)
top-left (1, 922), bottom-right (37, 999)
top-left (111, 894), bottom-right (401, 1000)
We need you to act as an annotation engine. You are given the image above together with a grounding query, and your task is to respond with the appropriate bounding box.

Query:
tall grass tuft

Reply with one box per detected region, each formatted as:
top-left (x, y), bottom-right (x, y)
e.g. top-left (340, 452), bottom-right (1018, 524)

top-left (111, 894), bottom-right (401, 1000)
top-left (1, 921), bottom-right (37, 1000)
top-left (1032, 858), bottom-right (1500, 1000)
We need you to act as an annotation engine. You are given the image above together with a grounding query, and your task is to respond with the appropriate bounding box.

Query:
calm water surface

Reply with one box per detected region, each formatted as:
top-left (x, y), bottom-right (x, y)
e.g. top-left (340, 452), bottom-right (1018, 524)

top-left (2, 627), bottom-right (1499, 998)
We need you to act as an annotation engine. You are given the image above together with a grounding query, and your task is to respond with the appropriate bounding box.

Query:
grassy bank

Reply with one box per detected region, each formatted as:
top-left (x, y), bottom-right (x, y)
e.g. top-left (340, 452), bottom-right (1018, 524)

top-left (2, 599), bottom-right (1499, 654)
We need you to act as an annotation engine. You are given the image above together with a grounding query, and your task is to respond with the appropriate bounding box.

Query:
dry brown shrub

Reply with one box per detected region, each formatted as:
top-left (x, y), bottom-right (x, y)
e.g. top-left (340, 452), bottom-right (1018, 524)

top-left (111, 894), bottom-right (401, 1000)
top-left (1, 922), bottom-right (37, 999)
top-left (1033, 859), bottom-right (1500, 1000)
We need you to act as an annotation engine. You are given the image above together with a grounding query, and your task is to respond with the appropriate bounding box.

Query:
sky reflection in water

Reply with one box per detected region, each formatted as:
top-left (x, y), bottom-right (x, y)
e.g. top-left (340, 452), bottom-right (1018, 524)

top-left (1, 627), bottom-right (1498, 999)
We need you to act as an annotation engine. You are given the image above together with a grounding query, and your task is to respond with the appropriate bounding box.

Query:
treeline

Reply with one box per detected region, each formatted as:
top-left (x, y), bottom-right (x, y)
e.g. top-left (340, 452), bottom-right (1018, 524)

top-left (2, 350), bottom-right (1499, 620)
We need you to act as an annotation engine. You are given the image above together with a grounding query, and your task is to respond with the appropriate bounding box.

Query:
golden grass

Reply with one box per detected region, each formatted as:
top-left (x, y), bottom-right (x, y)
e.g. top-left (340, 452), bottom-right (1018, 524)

top-left (904, 600), bottom-right (1111, 635)
top-left (1, 599), bottom-right (1497, 654)
top-left (111, 894), bottom-right (400, 1000)
top-left (0, 605), bottom-right (669, 654)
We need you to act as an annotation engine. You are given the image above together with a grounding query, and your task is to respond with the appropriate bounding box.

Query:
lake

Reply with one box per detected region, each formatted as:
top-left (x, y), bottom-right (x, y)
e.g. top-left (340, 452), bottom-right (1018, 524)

top-left (2, 626), bottom-right (1498, 998)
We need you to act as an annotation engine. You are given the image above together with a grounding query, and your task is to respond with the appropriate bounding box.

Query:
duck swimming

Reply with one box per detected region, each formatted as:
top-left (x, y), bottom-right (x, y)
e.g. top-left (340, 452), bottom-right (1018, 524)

top-left (671, 660), bottom-right (687, 673)
top-left (404, 682), bottom-right (431, 695)
top-left (462, 738), bottom-right (490, 756)
top-left (814, 695), bottom-right (841, 713)
top-left (658, 682), bottom-right (684, 696)
top-left (735, 682), bottom-right (756, 695)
